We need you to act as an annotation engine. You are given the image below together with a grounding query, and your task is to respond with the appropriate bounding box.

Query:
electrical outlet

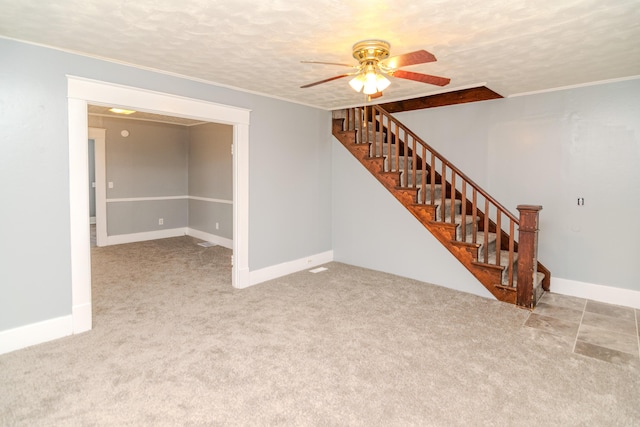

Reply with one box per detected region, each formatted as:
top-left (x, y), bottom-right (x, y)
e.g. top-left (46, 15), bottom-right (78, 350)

top-left (158, 218), bottom-right (164, 225)
top-left (216, 222), bottom-right (219, 230)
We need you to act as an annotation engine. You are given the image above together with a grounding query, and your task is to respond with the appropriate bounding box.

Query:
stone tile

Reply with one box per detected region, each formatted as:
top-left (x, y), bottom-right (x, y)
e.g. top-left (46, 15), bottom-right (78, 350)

top-left (520, 326), bottom-right (575, 351)
top-left (581, 311), bottom-right (637, 336)
top-left (533, 302), bottom-right (583, 323)
top-left (524, 313), bottom-right (580, 340)
top-left (577, 324), bottom-right (639, 356)
top-left (538, 292), bottom-right (586, 311)
top-left (574, 340), bottom-right (640, 367)
top-left (585, 300), bottom-right (635, 321)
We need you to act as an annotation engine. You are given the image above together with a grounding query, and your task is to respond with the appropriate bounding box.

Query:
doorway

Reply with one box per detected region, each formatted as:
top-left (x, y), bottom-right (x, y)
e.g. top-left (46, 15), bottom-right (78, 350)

top-left (68, 76), bottom-right (250, 335)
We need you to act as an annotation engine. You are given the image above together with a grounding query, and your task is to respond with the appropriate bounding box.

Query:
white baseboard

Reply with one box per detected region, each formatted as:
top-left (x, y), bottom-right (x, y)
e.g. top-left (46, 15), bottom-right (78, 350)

top-left (186, 228), bottom-right (233, 249)
top-left (551, 277), bottom-right (640, 309)
top-left (106, 228), bottom-right (187, 246)
top-left (245, 250), bottom-right (334, 289)
top-left (234, 267), bottom-right (250, 289)
top-left (0, 315), bottom-right (73, 355)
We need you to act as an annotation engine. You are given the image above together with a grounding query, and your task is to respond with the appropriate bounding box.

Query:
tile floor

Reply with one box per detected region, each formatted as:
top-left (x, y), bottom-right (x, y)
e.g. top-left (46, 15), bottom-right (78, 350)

top-left (525, 292), bottom-right (640, 367)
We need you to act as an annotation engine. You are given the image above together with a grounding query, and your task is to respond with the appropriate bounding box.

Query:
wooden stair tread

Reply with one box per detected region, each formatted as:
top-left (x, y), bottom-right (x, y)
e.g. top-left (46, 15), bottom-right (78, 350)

top-left (461, 231), bottom-right (497, 246)
top-left (479, 249), bottom-right (518, 267)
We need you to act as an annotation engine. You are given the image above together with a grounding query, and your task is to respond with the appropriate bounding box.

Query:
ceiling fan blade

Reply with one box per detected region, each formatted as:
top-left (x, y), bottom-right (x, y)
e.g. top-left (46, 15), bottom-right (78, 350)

top-left (368, 91), bottom-right (384, 100)
top-left (383, 50), bottom-right (437, 69)
top-left (392, 70), bottom-right (450, 86)
top-left (300, 74), bottom-right (351, 88)
top-left (301, 60), bottom-right (356, 68)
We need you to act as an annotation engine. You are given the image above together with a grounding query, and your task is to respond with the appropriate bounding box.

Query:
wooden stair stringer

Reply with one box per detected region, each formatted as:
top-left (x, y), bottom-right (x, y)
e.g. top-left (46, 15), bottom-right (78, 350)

top-left (334, 125), bottom-right (517, 304)
top-left (426, 221), bottom-right (517, 304)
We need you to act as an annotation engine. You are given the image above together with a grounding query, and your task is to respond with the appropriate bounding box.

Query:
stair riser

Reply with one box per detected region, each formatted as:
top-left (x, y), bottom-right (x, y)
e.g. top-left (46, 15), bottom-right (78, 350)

top-left (385, 156), bottom-right (414, 171)
top-left (400, 171), bottom-right (429, 188)
top-left (417, 186), bottom-right (444, 201)
top-left (462, 236), bottom-right (497, 256)
top-left (379, 143), bottom-right (402, 156)
top-left (502, 271), bottom-right (546, 297)
top-left (456, 221), bottom-right (475, 239)
top-left (435, 199), bottom-right (461, 221)
top-left (474, 246), bottom-right (520, 287)
top-left (362, 128), bottom-right (381, 140)
top-left (381, 152), bottom-right (423, 168)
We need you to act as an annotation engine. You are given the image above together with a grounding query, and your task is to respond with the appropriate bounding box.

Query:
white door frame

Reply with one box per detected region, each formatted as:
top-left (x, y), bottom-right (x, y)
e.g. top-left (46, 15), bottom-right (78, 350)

top-left (68, 76), bottom-right (251, 334)
top-left (88, 127), bottom-right (107, 247)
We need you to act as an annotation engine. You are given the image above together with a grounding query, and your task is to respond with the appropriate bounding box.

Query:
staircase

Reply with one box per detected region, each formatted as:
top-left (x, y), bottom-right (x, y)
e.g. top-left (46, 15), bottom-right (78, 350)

top-left (332, 105), bottom-right (550, 308)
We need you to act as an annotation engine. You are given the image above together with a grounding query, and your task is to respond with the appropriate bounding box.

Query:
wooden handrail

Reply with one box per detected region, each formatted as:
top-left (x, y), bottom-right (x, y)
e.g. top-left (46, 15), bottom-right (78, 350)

top-left (385, 111), bottom-right (519, 225)
top-left (340, 105), bottom-right (546, 297)
top-left (346, 105), bottom-right (519, 222)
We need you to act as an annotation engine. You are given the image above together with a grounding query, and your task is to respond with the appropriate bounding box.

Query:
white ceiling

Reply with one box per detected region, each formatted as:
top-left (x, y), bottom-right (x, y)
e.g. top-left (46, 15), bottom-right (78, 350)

top-left (88, 104), bottom-right (208, 126)
top-left (1, 0), bottom-right (639, 110)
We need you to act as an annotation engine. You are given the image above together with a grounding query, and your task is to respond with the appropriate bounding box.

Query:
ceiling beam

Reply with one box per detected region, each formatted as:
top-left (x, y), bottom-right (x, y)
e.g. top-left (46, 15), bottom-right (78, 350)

top-left (378, 86), bottom-right (503, 113)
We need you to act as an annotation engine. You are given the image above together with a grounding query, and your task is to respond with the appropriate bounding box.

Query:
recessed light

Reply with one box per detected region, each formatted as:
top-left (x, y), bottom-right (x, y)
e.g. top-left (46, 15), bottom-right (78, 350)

top-left (109, 108), bottom-right (136, 115)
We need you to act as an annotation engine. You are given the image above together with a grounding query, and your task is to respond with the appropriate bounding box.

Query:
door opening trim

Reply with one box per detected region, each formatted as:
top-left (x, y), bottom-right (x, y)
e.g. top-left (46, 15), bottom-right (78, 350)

top-left (68, 76), bottom-right (251, 333)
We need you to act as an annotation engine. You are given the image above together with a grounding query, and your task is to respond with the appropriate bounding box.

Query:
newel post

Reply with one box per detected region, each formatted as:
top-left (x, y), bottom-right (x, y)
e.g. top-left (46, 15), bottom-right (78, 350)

top-left (516, 205), bottom-right (542, 308)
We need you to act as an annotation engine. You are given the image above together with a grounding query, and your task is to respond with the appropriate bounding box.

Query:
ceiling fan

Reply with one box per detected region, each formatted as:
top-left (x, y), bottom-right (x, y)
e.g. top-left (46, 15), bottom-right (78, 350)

top-left (301, 39), bottom-right (450, 99)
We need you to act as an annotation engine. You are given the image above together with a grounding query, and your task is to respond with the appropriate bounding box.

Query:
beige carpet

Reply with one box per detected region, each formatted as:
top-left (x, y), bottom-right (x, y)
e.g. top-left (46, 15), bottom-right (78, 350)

top-left (1, 236), bottom-right (638, 425)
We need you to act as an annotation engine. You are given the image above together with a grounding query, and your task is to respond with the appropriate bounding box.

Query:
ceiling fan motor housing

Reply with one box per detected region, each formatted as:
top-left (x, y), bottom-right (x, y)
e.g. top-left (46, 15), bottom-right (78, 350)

top-left (352, 40), bottom-right (391, 63)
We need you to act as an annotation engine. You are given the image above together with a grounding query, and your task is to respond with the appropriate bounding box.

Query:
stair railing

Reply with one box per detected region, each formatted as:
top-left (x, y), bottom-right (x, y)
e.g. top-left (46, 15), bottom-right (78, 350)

top-left (340, 105), bottom-right (548, 302)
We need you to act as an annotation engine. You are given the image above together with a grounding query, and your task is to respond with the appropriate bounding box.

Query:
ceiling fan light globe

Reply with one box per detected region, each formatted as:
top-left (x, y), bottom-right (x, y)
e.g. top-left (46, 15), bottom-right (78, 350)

top-left (363, 81), bottom-right (378, 95)
top-left (349, 76), bottom-right (364, 92)
top-left (365, 70), bottom-right (377, 84)
top-left (376, 74), bottom-right (391, 91)
top-left (362, 71), bottom-right (379, 94)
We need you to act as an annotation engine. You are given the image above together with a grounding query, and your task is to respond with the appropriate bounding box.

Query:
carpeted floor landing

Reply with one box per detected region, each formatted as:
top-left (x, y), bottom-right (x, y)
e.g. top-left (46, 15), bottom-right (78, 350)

top-left (1, 236), bottom-right (638, 425)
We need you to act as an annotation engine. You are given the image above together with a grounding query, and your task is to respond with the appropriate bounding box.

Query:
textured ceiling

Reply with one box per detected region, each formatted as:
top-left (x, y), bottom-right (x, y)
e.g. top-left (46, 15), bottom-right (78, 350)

top-left (1, 0), bottom-right (639, 110)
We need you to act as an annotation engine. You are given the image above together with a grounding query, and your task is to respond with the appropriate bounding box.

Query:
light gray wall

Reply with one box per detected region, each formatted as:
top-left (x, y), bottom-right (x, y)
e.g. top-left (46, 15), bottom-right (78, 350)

top-left (332, 140), bottom-right (494, 299)
top-left (0, 38), bottom-right (332, 331)
top-left (248, 98), bottom-right (332, 270)
top-left (188, 123), bottom-right (233, 238)
top-left (107, 199), bottom-right (189, 235)
top-left (1, 40), bottom-right (73, 329)
top-left (88, 115), bottom-right (189, 235)
top-left (92, 116), bottom-right (189, 198)
top-left (394, 79), bottom-right (640, 292)
top-left (189, 199), bottom-right (232, 239)
top-left (188, 123), bottom-right (232, 200)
